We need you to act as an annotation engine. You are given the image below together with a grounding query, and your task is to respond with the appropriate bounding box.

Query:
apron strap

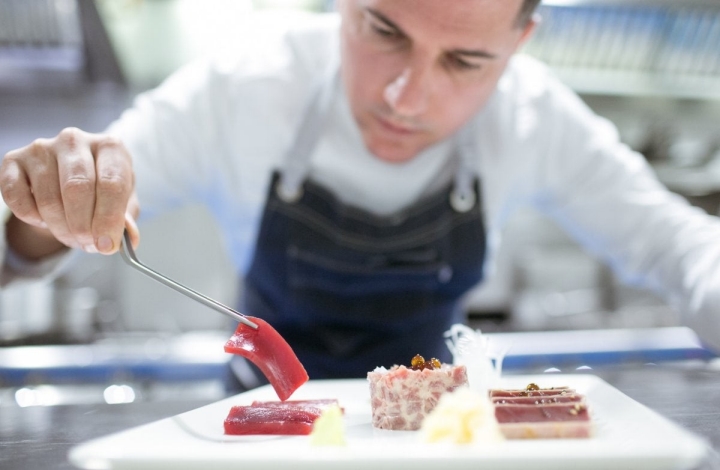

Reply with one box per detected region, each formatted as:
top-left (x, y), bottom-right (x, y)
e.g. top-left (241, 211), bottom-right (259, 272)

top-left (450, 114), bottom-right (479, 213)
top-left (277, 63), bottom-right (340, 203)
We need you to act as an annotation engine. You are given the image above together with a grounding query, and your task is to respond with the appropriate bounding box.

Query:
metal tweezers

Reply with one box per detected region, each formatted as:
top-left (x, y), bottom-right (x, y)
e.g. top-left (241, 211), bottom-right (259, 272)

top-left (119, 230), bottom-right (258, 329)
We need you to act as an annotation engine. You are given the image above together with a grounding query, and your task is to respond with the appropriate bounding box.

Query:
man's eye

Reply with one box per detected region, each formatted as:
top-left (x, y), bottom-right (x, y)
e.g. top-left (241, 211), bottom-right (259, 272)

top-left (446, 55), bottom-right (482, 71)
top-left (371, 23), bottom-right (401, 39)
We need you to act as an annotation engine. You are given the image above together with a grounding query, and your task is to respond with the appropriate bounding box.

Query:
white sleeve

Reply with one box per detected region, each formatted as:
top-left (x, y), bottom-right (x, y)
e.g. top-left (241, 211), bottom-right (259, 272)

top-left (536, 79), bottom-right (720, 352)
top-left (0, 61), bottom-right (224, 285)
top-left (105, 59), bottom-right (230, 220)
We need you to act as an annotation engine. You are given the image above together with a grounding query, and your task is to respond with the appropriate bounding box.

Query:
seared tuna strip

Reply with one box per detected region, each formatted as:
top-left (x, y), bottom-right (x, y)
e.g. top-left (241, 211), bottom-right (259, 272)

top-left (495, 402), bottom-right (590, 423)
top-left (494, 402), bottom-right (593, 439)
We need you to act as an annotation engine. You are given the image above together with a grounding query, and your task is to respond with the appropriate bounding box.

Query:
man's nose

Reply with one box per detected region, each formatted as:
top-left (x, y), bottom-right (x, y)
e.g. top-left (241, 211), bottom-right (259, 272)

top-left (383, 66), bottom-right (429, 118)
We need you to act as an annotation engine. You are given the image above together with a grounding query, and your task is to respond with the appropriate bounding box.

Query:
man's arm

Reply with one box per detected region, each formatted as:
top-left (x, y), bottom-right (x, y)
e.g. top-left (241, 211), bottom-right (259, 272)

top-left (535, 75), bottom-right (720, 352)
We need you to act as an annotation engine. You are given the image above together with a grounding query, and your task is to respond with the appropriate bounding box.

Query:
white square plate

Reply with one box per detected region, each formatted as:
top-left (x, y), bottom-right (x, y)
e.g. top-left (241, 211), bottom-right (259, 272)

top-left (68, 374), bottom-right (709, 470)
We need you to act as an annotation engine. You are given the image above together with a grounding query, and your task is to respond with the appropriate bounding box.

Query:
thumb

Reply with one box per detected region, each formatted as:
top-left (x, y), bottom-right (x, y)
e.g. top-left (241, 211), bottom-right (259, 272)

top-left (124, 211), bottom-right (140, 250)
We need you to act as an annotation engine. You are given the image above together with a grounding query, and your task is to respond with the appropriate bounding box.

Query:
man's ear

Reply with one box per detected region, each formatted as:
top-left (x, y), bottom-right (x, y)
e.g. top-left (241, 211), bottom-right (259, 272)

top-left (516, 13), bottom-right (539, 49)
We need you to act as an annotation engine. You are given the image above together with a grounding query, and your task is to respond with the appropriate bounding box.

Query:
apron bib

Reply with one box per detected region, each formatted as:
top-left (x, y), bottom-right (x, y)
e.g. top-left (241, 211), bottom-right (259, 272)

top-left (237, 66), bottom-right (487, 382)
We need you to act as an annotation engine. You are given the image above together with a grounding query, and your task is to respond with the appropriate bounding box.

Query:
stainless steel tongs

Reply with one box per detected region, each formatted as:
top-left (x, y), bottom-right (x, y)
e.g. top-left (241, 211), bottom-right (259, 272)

top-left (119, 230), bottom-right (258, 329)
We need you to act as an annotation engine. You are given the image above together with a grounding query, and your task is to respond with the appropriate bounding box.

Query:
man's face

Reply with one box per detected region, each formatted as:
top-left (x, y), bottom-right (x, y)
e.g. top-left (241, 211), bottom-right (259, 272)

top-left (338, 0), bottom-right (535, 163)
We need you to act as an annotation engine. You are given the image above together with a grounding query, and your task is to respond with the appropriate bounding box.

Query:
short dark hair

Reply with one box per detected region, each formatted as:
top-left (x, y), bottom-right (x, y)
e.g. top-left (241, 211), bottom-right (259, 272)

top-left (516, 0), bottom-right (541, 27)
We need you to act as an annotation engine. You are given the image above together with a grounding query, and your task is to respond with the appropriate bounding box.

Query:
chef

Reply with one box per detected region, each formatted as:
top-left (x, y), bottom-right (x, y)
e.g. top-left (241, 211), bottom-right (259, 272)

top-left (2, 0), bottom-right (720, 386)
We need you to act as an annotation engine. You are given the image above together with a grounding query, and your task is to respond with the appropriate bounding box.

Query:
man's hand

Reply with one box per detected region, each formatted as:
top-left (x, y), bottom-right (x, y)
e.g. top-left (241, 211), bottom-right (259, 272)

top-left (0, 127), bottom-right (140, 261)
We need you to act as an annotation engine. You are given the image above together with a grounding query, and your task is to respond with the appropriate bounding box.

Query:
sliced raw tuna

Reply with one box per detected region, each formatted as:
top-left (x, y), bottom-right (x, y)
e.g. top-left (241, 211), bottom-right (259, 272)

top-left (224, 405), bottom-right (320, 435)
top-left (224, 399), bottom-right (341, 435)
top-left (224, 316), bottom-right (308, 401)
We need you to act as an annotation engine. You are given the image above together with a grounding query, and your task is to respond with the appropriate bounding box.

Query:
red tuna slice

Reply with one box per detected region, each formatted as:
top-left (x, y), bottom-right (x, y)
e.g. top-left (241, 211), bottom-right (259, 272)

top-left (494, 402), bottom-right (591, 423)
top-left (492, 394), bottom-right (586, 405)
top-left (224, 316), bottom-right (309, 401)
top-left (224, 405), bottom-right (320, 435)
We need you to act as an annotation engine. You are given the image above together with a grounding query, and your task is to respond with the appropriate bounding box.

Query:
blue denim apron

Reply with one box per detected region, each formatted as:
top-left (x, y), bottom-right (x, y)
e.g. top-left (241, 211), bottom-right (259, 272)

top-left (235, 68), bottom-right (487, 384)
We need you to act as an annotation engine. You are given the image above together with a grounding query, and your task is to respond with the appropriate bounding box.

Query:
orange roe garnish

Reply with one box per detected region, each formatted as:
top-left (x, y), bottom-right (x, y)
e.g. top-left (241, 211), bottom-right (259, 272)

top-left (410, 354), bottom-right (442, 371)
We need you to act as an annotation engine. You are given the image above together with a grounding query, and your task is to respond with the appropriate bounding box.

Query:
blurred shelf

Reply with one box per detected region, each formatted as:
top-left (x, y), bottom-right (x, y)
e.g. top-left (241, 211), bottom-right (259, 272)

top-left (554, 67), bottom-right (720, 101)
top-left (524, 1), bottom-right (720, 101)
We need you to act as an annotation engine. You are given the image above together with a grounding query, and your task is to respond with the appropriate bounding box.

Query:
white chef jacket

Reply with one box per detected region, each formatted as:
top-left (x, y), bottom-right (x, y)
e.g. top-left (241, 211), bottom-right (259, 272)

top-left (3, 11), bottom-right (720, 350)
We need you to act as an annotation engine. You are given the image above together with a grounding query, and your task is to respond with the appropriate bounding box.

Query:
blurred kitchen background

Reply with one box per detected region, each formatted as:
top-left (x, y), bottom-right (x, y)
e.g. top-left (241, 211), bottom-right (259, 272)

top-left (1, 0), bottom-right (719, 406)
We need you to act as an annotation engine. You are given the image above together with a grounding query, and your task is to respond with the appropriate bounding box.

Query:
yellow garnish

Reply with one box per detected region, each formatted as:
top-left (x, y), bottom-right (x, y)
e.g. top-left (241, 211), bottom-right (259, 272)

top-left (309, 404), bottom-right (346, 446)
top-left (421, 387), bottom-right (505, 444)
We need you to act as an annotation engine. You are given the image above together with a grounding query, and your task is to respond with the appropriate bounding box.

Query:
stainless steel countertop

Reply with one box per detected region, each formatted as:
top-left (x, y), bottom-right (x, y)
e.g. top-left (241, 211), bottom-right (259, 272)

top-left (1, 362), bottom-right (719, 470)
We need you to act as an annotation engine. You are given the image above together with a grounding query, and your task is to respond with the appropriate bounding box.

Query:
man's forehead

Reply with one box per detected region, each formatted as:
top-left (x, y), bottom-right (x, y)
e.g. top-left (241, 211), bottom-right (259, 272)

top-left (351, 0), bottom-right (524, 48)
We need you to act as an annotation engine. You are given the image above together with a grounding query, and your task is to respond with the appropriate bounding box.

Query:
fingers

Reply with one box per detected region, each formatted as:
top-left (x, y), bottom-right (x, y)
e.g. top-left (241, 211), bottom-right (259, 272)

top-left (125, 210), bottom-right (141, 250)
top-left (26, 140), bottom-right (79, 248)
top-left (90, 135), bottom-right (134, 254)
top-left (126, 190), bottom-right (140, 222)
top-left (0, 151), bottom-right (45, 229)
top-left (0, 127), bottom-right (137, 256)
top-left (4, 136), bottom-right (79, 249)
top-left (56, 128), bottom-right (98, 250)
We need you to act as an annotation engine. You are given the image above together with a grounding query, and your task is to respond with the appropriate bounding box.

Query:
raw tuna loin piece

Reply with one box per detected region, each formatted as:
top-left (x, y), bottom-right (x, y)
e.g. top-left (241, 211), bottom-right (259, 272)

top-left (224, 406), bottom-right (318, 435)
top-left (224, 316), bottom-right (309, 401)
top-left (224, 399), bottom-right (341, 435)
